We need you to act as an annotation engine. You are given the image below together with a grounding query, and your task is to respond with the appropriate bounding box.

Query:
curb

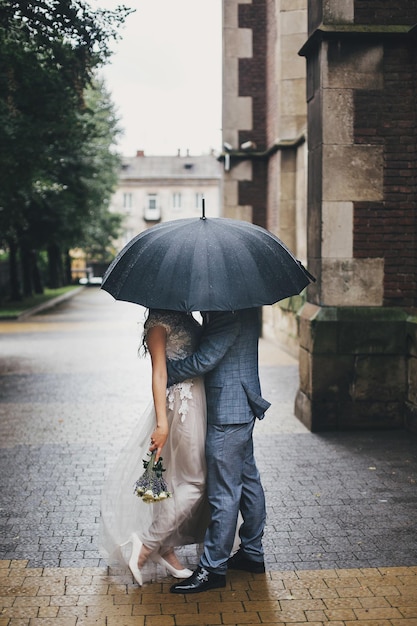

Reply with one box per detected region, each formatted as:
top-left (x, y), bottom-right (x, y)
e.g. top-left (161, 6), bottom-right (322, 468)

top-left (16, 286), bottom-right (85, 320)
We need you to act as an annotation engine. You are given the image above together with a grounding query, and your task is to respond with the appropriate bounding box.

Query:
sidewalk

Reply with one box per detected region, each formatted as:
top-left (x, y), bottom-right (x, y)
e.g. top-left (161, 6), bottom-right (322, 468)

top-left (0, 289), bottom-right (416, 625)
top-left (1, 560), bottom-right (416, 625)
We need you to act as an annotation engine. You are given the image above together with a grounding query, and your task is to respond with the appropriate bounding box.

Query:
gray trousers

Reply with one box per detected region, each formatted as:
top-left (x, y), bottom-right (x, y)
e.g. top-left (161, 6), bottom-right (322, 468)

top-left (200, 419), bottom-right (266, 574)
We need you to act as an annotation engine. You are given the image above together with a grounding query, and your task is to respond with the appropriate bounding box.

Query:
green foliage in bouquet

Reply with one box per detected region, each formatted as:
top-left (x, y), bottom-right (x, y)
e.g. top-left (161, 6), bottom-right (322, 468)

top-left (134, 451), bottom-right (172, 503)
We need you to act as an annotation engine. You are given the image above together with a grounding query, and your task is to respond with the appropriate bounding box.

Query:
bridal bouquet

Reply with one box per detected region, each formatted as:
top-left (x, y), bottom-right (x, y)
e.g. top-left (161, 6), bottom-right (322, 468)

top-left (134, 451), bottom-right (172, 503)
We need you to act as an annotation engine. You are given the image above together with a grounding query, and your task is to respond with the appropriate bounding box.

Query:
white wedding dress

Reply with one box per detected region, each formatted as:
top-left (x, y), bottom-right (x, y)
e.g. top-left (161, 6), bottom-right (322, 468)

top-left (99, 310), bottom-right (209, 582)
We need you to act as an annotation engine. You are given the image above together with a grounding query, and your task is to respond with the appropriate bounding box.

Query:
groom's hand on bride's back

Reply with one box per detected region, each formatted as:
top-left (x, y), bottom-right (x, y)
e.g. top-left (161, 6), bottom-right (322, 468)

top-left (166, 312), bottom-right (240, 385)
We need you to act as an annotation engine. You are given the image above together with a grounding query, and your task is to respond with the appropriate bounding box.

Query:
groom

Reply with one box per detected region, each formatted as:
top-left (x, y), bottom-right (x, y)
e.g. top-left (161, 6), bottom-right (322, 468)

top-left (166, 308), bottom-right (270, 593)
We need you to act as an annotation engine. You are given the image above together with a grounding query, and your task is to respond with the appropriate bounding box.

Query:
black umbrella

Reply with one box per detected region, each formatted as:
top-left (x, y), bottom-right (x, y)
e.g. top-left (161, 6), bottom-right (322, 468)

top-left (101, 217), bottom-right (315, 312)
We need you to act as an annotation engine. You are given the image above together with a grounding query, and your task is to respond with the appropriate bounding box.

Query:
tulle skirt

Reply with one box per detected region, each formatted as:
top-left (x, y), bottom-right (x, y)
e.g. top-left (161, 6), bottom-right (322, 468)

top-left (99, 377), bottom-right (209, 581)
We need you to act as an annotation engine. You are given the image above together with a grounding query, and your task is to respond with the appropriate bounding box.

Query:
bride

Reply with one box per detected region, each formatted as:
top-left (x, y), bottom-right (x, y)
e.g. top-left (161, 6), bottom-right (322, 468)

top-left (99, 309), bottom-right (209, 585)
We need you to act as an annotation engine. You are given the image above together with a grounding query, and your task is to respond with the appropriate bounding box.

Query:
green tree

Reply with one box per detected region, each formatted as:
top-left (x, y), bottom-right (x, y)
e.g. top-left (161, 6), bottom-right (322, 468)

top-left (76, 81), bottom-right (124, 263)
top-left (0, 0), bottom-right (131, 299)
top-left (39, 79), bottom-right (124, 288)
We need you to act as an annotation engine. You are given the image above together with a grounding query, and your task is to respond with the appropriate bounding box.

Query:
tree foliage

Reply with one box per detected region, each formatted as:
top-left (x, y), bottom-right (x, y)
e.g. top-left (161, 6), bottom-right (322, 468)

top-left (0, 0), bottom-right (131, 299)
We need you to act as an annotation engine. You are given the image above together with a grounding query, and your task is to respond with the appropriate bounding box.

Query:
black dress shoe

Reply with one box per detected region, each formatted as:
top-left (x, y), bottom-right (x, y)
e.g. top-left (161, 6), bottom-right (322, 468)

top-left (227, 550), bottom-right (265, 573)
top-left (170, 566), bottom-right (226, 594)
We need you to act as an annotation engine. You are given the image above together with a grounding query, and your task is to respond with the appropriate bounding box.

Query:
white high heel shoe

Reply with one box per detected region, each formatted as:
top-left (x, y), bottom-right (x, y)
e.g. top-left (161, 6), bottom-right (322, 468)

top-left (120, 533), bottom-right (143, 585)
top-left (153, 554), bottom-right (193, 579)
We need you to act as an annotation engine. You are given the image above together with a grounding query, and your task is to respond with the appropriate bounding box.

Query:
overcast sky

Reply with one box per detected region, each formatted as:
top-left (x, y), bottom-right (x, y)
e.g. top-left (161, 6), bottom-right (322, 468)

top-left (96, 0), bottom-right (222, 157)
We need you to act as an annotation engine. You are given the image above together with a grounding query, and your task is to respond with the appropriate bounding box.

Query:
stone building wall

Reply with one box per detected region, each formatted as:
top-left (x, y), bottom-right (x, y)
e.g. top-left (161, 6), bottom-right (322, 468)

top-left (353, 42), bottom-right (417, 309)
top-left (221, 0), bottom-right (417, 431)
top-left (222, 0), bottom-right (308, 354)
top-left (222, 0), bottom-right (268, 227)
top-left (296, 0), bottom-right (417, 431)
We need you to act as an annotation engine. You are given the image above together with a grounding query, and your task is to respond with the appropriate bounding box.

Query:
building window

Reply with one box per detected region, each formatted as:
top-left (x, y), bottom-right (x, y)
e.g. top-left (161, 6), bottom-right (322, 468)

top-left (172, 192), bottom-right (182, 210)
top-left (148, 194), bottom-right (157, 210)
top-left (195, 193), bottom-right (204, 211)
top-left (123, 192), bottom-right (133, 209)
top-left (144, 193), bottom-right (161, 222)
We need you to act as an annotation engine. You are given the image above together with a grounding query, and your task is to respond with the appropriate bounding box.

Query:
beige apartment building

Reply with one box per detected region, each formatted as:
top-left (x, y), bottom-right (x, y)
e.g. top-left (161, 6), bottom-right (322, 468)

top-left (111, 151), bottom-right (222, 250)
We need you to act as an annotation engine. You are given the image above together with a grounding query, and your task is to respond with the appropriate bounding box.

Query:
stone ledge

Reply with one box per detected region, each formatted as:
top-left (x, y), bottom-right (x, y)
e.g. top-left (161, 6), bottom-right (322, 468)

top-left (296, 304), bottom-right (415, 430)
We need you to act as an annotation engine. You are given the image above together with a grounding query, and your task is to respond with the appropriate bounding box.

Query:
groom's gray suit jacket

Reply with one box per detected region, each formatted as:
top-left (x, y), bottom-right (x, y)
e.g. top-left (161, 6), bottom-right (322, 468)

top-left (167, 308), bottom-right (270, 425)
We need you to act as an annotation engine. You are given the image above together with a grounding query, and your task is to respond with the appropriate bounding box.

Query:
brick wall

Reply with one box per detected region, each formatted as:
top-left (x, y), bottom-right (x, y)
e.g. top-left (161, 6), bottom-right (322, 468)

top-left (236, 0), bottom-right (268, 228)
top-left (238, 160), bottom-right (268, 228)
top-left (354, 2), bottom-right (417, 24)
top-left (353, 40), bottom-right (417, 308)
top-left (238, 0), bottom-right (268, 150)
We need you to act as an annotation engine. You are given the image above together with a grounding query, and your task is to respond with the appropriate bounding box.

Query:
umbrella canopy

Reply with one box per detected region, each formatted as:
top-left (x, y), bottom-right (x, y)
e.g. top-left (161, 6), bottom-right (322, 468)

top-left (101, 217), bottom-right (314, 312)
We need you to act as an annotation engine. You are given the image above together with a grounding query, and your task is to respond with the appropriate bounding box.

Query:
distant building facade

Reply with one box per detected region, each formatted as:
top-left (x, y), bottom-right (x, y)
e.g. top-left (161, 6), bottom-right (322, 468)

top-left (111, 151), bottom-right (222, 250)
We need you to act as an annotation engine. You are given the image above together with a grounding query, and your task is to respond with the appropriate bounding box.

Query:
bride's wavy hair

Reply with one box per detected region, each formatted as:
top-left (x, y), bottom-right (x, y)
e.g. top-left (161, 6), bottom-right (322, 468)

top-left (138, 309), bottom-right (151, 357)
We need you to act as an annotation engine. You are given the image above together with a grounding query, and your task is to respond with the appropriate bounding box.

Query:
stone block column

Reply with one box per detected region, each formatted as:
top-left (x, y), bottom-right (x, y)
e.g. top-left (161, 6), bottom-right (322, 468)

top-left (296, 0), bottom-right (417, 430)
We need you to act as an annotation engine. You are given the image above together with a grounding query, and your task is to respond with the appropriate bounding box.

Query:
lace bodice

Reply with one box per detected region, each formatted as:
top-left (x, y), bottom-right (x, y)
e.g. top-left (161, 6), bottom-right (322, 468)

top-left (144, 310), bottom-right (202, 360)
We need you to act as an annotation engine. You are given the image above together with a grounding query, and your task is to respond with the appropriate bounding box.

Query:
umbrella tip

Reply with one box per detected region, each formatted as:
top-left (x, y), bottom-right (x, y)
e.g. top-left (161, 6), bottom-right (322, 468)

top-left (297, 260), bottom-right (316, 283)
top-left (201, 197), bottom-right (206, 220)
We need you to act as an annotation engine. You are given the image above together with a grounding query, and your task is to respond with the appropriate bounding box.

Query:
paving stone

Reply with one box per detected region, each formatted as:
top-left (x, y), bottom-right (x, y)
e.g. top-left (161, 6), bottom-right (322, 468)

top-left (1, 290), bottom-right (417, 623)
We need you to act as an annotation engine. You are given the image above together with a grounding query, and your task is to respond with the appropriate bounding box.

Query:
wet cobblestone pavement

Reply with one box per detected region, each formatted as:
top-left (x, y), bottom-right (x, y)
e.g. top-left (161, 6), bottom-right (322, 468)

top-left (0, 288), bottom-right (416, 625)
